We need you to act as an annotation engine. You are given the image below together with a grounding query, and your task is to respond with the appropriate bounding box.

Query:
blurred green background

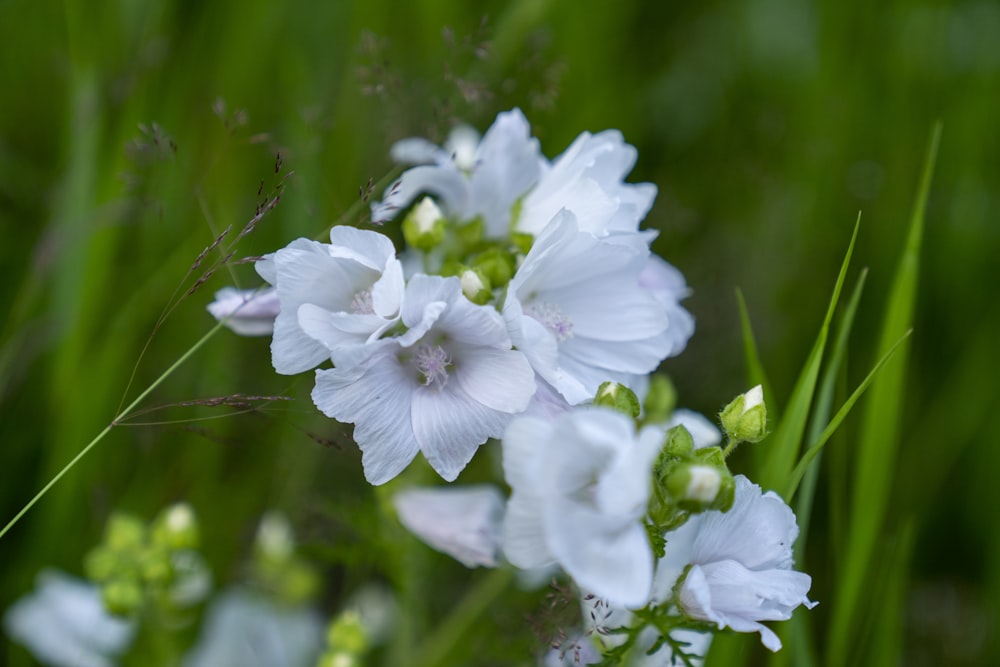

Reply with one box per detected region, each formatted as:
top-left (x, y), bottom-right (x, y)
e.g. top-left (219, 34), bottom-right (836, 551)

top-left (1, 0), bottom-right (997, 664)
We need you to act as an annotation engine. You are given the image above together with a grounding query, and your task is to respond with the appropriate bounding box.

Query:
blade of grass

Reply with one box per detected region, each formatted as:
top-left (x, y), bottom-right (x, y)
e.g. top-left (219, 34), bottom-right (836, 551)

top-left (768, 267), bottom-right (869, 667)
top-left (783, 329), bottom-right (912, 500)
top-left (758, 215), bottom-right (860, 492)
top-left (826, 122), bottom-right (940, 666)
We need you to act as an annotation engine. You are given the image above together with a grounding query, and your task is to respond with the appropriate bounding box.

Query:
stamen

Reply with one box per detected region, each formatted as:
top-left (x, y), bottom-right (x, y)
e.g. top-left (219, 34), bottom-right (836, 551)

top-left (351, 288), bottom-right (374, 314)
top-left (414, 344), bottom-right (451, 387)
top-left (526, 301), bottom-right (574, 342)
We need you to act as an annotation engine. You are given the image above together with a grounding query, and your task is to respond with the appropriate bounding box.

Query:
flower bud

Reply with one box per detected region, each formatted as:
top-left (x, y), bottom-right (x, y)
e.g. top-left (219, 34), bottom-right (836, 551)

top-left (402, 197), bottom-right (446, 251)
top-left (151, 503), bottom-right (199, 551)
top-left (662, 424), bottom-right (694, 459)
top-left (593, 382), bottom-right (640, 419)
top-left (668, 465), bottom-right (722, 504)
top-left (105, 514), bottom-right (146, 552)
top-left (459, 267), bottom-right (492, 305)
top-left (471, 247), bottom-right (516, 288)
top-left (101, 577), bottom-right (143, 616)
top-left (642, 374), bottom-right (677, 424)
top-left (719, 385), bottom-right (767, 443)
top-left (327, 610), bottom-right (369, 655)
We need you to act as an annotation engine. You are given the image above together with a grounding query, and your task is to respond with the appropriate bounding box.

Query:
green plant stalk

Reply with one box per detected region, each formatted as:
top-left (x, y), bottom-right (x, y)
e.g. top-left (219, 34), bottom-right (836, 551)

top-left (0, 320), bottom-right (226, 541)
top-left (413, 567), bottom-right (515, 667)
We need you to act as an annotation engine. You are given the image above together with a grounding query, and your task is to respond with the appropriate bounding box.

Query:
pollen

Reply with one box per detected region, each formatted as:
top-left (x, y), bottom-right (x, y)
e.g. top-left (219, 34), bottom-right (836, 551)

top-left (526, 301), bottom-right (574, 342)
top-left (351, 288), bottom-right (375, 314)
top-left (414, 344), bottom-right (452, 388)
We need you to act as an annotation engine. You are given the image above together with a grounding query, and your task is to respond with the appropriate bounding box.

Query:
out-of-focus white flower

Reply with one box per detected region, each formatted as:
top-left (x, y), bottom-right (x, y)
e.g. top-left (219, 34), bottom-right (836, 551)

top-left (504, 212), bottom-right (675, 405)
top-left (503, 407), bottom-right (662, 608)
top-left (207, 287), bottom-right (280, 336)
top-left (256, 226), bottom-right (404, 375)
top-left (183, 587), bottom-right (323, 667)
top-left (666, 409), bottom-right (722, 449)
top-left (3, 570), bottom-right (135, 667)
top-left (312, 275), bottom-right (535, 484)
top-left (660, 475), bottom-right (816, 651)
top-left (372, 110), bottom-right (542, 237)
top-left (518, 130), bottom-right (656, 238)
top-left (393, 485), bottom-right (505, 567)
top-left (638, 255), bottom-right (695, 359)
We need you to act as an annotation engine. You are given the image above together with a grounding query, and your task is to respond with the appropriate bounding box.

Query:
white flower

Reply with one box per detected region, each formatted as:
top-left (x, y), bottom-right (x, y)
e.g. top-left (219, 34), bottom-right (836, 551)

top-left (665, 409), bottom-right (722, 449)
top-left (502, 407), bottom-right (662, 608)
top-left (638, 255), bottom-right (695, 358)
top-left (256, 226), bottom-right (404, 374)
top-left (393, 485), bottom-right (505, 567)
top-left (3, 570), bottom-right (135, 667)
top-left (182, 588), bottom-right (323, 667)
top-left (207, 287), bottom-right (280, 336)
top-left (517, 129), bottom-right (657, 238)
top-left (312, 275), bottom-right (535, 484)
top-left (504, 212), bottom-right (676, 405)
top-left (371, 109), bottom-right (542, 237)
top-left (661, 475), bottom-right (816, 651)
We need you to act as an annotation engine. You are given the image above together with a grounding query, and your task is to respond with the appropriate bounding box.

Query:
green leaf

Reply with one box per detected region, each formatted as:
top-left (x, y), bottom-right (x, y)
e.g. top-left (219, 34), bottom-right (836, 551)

top-left (758, 216), bottom-right (860, 492)
top-left (826, 122), bottom-right (941, 666)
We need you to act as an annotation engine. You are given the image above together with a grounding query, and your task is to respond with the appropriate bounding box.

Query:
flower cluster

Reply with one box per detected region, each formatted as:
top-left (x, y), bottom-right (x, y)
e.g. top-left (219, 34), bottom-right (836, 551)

top-left (213, 108), bottom-right (693, 485)
top-left (208, 109), bottom-right (815, 659)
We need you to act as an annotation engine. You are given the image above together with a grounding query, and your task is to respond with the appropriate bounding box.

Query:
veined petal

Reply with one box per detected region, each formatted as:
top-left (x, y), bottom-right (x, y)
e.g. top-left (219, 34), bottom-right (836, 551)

top-left (312, 347), bottom-right (420, 485)
top-left (411, 383), bottom-right (510, 481)
top-left (454, 346), bottom-right (535, 413)
top-left (327, 226), bottom-right (398, 270)
top-left (371, 166), bottom-right (468, 224)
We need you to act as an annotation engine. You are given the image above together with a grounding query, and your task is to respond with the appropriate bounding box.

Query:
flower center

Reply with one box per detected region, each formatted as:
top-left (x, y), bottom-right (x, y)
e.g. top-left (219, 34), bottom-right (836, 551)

top-left (351, 288), bottom-right (374, 315)
top-left (526, 301), bottom-right (574, 342)
top-left (414, 344), bottom-right (451, 388)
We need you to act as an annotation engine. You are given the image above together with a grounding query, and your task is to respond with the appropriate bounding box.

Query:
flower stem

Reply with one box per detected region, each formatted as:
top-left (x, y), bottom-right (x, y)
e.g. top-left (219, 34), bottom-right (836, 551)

top-left (0, 320), bottom-right (226, 541)
top-left (412, 567), bottom-right (514, 667)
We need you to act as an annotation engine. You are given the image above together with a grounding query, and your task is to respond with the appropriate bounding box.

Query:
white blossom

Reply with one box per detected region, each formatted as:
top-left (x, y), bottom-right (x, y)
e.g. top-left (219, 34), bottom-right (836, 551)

top-left (638, 255), bottom-right (695, 358)
top-left (371, 109), bottom-right (542, 237)
top-left (504, 212), bottom-right (676, 405)
top-left (182, 588), bottom-right (323, 667)
top-left (502, 407), bottom-right (662, 608)
top-left (660, 475), bottom-right (816, 651)
top-left (256, 226), bottom-right (404, 374)
top-left (207, 287), bottom-right (280, 336)
top-left (3, 570), bottom-right (135, 667)
top-left (518, 129), bottom-right (656, 238)
top-left (312, 275), bottom-right (535, 484)
top-left (393, 485), bottom-right (505, 568)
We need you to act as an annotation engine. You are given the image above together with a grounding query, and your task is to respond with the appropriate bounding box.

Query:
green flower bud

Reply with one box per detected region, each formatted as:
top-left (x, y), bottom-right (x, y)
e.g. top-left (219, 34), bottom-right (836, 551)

top-left (101, 577), bottom-right (144, 616)
top-left (594, 382), bottom-right (641, 419)
top-left (316, 652), bottom-right (359, 667)
top-left (327, 609), bottom-right (369, 655)
top-left (105, 513), bottom-right (146, 552)
top-left (401, 197), bottom-right (446, 252)
top-left (719, 385), bottom-right (767, 443)
top-left (137, 545), bottom-right (173, 585)
top-left (255, 511), bottom-right (295, 562)
top-left (666, 464), bottom-right (722, 506)
top-left (84, 546), bottom-right (120, 583)
top-left (642, 375), bottom-right (677, 424)
top-left (471, 247), bottom-right (516, 288)
top-left (663, 424), bottom-right (694, 459)
top-left (151, 502), bottom-right (199, 551)
top-left (511, 231), bottom-right (534, 256)
top-left (459, 267), bottom-right (492, 305)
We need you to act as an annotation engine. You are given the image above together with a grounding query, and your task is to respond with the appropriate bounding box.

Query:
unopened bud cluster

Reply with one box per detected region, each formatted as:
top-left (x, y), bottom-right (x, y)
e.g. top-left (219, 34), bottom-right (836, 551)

top-left (84, 503), bottom-right (210, 616)
top-left (251, 511), bottom-right (320, 605)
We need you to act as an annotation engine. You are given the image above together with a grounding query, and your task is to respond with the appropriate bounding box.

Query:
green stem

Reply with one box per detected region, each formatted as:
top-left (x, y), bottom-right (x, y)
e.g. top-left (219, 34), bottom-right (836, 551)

top-left (413, 567), bottom-right (514, 667)
top-left (0, 320), bottom-right (226, 541)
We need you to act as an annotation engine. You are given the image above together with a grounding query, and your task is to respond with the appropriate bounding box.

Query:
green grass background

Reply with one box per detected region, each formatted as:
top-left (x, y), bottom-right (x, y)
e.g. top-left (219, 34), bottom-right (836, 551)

top-left (1, 0), bottom-right (997, 664)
